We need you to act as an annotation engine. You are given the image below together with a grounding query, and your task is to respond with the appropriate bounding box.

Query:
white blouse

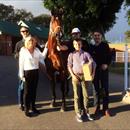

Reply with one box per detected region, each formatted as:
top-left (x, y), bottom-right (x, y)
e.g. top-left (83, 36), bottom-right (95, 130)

top-left (19, 47), bottom-right (48, 79)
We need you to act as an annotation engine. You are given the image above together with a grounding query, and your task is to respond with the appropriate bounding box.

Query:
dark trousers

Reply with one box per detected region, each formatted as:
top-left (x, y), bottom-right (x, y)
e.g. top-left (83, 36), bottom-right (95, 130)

top-left (93, 67), bottom-right (109, 111)
top-left (24, 69), bottom-right (39, 111)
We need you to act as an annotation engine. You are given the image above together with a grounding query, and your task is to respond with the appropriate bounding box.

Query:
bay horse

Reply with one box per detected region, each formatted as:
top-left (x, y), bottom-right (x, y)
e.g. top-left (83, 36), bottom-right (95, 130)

top-left (45, 15), bottom-right (68, 112)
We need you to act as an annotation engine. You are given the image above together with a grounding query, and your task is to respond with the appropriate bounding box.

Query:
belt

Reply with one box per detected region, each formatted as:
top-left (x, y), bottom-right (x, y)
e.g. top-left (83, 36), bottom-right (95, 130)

top-left (75, 73), bottom-right (83, 76)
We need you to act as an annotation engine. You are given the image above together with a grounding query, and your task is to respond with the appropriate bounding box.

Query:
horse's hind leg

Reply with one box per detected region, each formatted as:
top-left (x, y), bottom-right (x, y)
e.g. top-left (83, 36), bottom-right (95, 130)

top-left (50, 79), bottom-right (56, 108)
top-left (60, 82), bottom-right (66, 112)
top-left (65, 78), bottom-right (70, 97)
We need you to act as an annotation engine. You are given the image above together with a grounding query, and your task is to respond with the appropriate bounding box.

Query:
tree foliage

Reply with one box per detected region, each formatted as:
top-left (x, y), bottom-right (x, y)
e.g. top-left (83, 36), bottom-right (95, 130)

top-left (43, 0), bottom-right (124, 37)
top-left (123, 0), bottom-right (130, 39)
top-left (32, 14), bottom-right (51, 27)
top-left (125, 0), bottom-right (130, 24)
top-left (0, 3), bottom-right (33, 23)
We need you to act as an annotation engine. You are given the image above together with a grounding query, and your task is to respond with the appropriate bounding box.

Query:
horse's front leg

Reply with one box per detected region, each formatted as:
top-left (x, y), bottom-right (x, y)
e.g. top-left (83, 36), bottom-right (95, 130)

top-left (65, 77), bottom-right (70, 97)
top-left (60, 80), bottom-right (66, 112)
top-left (50, 78), bottom-right (56, 108)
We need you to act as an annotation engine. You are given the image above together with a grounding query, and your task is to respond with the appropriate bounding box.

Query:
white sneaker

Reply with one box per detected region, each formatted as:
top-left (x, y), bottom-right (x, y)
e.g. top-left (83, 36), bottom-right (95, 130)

top-left (75, 113), bottom-right (83, 122)
top-left (86, 113), bottom-right (94, 121)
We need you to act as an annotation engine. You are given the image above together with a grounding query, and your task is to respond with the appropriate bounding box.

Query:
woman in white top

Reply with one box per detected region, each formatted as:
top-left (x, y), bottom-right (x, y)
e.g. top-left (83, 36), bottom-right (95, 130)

top-left (19, 36), bottom-right (47, 117)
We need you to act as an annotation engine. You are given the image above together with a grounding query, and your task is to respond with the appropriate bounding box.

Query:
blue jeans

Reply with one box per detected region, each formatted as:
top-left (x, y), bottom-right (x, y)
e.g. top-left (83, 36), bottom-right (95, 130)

top-left (18, 80), bottom-right (24, 106)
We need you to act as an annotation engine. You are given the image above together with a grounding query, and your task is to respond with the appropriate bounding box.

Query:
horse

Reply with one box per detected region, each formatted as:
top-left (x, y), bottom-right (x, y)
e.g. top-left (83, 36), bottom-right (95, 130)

top-left (45, 15), bottom-right (69, 112)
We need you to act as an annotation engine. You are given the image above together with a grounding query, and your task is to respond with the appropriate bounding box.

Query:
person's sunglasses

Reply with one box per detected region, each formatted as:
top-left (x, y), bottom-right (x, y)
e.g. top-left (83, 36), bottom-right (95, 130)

top-left (21, 30), bottom-right (29, 33)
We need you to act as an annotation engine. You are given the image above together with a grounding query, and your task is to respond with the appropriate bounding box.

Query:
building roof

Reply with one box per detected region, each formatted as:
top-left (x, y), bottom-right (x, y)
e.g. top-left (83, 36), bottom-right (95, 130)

top-left (0, 21), bottom-right (20, 37)
top-left (0, 20), bottom-right (49, 39)
top-left (109, 43), bottom-right (130, 52)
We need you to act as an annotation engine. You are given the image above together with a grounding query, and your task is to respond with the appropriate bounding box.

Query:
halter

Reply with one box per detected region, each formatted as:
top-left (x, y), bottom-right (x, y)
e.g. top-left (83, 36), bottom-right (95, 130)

top-left (49, 25), bottom-right (61, 35)
top-left (49, 16), bottom-right (61, 37)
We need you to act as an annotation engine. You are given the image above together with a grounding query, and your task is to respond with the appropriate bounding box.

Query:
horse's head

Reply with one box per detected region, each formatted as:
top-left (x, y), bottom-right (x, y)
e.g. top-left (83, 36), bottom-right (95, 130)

top-left (47, 15), bottom-right (63, 70)
top-left (49, 16), bottom-right (63, 42)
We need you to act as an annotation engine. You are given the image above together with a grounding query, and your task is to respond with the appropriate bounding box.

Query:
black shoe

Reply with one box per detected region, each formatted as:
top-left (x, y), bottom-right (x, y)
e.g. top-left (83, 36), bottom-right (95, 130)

top-left (25, 111), bottom-right (31, 117)
top-left (19, 105), bottom-right (24, 111)
top-left (94, 106), bottom-right (100, 115)
top-left (86, 113), bottom-right (94, 121)
top-left (75, 113), bottom-right (83, 123)
top-left (104, 109), bottom-right (111, 117)
top-left (32, 108), bottom-right (40, 114)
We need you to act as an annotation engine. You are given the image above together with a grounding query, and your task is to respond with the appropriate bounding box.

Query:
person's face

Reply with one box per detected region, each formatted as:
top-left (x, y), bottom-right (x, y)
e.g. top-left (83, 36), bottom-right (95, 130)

top-left (93, 32), bottom-right (102, 44)
top-left (25, 38), bottom-right (36, 50)
top-left (73, 40), bottom-right (82, 51)
top-left (71, 32), bottom-right (80, 40)
top-left (20, 27), bottom-right (30, 39)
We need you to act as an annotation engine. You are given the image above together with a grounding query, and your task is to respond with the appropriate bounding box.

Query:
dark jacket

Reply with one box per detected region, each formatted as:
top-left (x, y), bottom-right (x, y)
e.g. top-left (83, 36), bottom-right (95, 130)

top-left (90, 41), bottom-right (111, 67)
top-left (14, 39), bottom-right (25, 60)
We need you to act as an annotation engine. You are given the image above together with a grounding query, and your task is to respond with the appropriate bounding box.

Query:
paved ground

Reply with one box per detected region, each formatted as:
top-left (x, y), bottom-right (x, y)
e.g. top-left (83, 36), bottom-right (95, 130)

top-left (0, 56), bottom-right (130, 130)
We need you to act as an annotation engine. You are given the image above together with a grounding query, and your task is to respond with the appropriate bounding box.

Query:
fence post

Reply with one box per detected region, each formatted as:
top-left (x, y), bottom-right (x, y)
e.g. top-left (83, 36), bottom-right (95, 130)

top-left (124, 44), bottom-right (128, 91)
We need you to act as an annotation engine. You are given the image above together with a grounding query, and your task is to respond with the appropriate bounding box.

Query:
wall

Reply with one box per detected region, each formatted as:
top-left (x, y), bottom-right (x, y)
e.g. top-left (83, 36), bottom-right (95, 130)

top-left (0, 35), bottom-right (12, 55)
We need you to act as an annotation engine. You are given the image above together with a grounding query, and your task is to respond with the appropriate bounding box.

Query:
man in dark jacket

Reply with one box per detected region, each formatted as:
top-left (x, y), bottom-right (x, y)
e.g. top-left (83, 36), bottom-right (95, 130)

top-left (90, 30), bottom-right (111, 116)
top-left (14, 26), bottom-right (30, 111)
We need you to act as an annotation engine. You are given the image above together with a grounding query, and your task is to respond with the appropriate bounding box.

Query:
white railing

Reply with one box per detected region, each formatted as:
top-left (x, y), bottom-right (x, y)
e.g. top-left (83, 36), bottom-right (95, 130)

top-left (124, 44), bottom-right (130, 91)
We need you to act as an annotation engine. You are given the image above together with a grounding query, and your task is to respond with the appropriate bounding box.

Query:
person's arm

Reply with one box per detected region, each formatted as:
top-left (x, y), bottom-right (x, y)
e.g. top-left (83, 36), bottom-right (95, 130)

top-left (38, 48), bottom-right (47, 73)
top-left (19, 48), bottom-right (25, 81)
top-left (42, 42), bottom-right (48, 59)
top-left (101, 43), bottom-right (110, 70)
top-left (86, 53), bottom-right (96, 79)
top-left (57, 44), bottom-right (68, 51)
top-left (14, 42), bottom-right (19, 59)
top-left (67, 53), bottom-right (79, 81)
top-left (68, 66), bottom-right (79, 81)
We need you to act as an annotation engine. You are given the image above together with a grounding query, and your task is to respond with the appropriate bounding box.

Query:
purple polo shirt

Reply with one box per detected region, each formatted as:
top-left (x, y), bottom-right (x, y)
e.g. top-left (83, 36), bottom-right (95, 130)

top-left (67, 50), bottom-right (91, 74)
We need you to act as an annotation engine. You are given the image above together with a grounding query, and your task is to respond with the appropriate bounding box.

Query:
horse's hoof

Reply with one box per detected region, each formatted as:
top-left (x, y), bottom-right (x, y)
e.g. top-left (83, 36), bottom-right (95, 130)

top-left (60, 107), bottom-right (65, 112)
top-left (60, 105), bottom-right (66, 112)
top-left (50, 104), bottom-right (54, 108)
top-left (50, 101), bottom-right (56, 108)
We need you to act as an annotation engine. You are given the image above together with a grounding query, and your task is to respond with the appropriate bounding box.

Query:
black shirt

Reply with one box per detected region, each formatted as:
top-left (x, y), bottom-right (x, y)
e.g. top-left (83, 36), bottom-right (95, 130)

top-left (89, 41), bottom-right (111, 67)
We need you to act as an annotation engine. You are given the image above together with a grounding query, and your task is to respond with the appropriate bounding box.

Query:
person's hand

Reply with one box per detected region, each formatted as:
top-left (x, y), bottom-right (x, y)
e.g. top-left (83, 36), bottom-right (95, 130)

top-left (72, 74), bottom-right (80, 81)
top-left (101, 64), bottom-right (108, 70)
top-left (20, 77), bottom-right (25, 82)
top-left (57, 45), bottom-right (61, 51)
top-left (45, 42), bottom-right (48, 48)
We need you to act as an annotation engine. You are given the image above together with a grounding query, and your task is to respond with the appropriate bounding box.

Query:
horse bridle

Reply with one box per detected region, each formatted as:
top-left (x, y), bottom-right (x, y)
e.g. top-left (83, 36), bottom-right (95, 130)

top-left (50, 23), bottom-right (63, 46)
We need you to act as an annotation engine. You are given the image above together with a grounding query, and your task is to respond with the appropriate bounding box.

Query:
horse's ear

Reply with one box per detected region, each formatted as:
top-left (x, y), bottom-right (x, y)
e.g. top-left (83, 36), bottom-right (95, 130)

top-left (51, 7), bottom-right (58, 17)
top-left (51, 7), bottom-right (64, 18)
top-left (59, 7), bottom-right (64, 15)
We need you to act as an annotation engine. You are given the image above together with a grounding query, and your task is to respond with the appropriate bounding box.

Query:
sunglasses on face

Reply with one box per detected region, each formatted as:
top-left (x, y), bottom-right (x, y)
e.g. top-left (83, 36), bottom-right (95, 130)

top-left (94, 34), bottom-right (101, 37)
top-left (20, 30), bottom-right (29, 33)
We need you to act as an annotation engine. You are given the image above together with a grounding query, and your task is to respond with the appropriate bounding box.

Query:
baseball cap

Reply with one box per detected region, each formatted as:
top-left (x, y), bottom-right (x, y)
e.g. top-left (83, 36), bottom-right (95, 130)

top-left (71, 28), bottom-right (80, 34)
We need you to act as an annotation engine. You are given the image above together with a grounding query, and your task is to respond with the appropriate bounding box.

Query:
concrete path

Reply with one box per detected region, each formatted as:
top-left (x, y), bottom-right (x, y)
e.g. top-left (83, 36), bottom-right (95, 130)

top-left (0, 56), bottom-right (130, 130)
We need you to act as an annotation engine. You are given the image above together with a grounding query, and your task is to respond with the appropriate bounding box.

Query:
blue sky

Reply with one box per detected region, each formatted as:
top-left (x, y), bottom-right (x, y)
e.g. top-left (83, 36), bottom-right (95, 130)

top-left (105, 4), bottom-right (129, 43)
top-left (0, 0), bottom-right (129, 43)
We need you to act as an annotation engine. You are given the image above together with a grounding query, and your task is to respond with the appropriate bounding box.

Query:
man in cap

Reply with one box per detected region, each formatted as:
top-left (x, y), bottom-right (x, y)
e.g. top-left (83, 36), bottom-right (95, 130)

top-left (66, 28), bottom-right (92, 118)
top-left (14, 26), bottom-right (31, 111)
top-left (67, 27), bottom-right (90, 53)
